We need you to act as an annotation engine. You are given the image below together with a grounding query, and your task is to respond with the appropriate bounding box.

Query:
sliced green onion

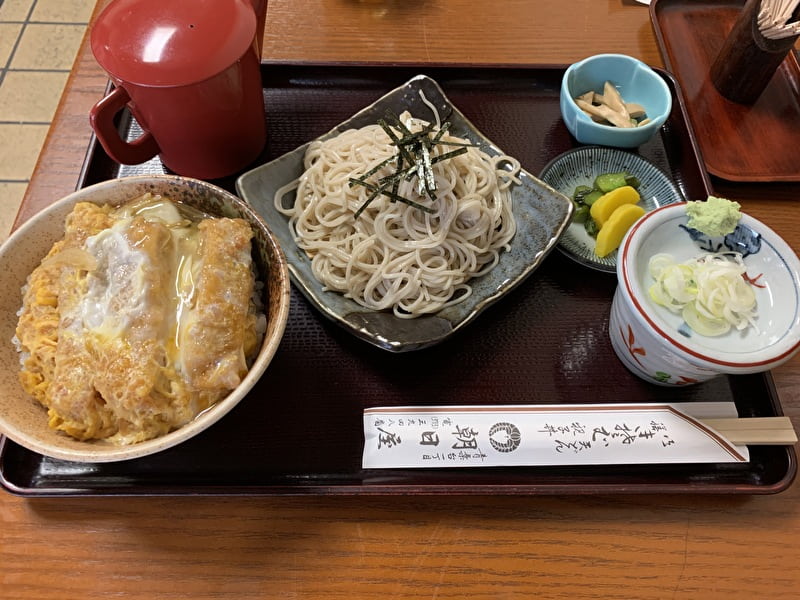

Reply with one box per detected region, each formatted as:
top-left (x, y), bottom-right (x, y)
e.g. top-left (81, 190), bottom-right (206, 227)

top-left (647, 252), bottom-right (758, 337)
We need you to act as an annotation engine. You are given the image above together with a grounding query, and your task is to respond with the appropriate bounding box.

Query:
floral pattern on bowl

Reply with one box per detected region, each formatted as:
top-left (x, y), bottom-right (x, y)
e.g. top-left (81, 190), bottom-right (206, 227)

top-left (679, 223), bottom-right (762, 258)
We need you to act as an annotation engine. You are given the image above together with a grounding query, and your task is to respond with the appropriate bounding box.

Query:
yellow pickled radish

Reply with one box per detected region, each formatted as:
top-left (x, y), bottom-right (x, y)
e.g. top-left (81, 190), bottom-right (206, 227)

top-left (594, 204), bottom-right (646, 257)
top-left (589, 185), bottom-right (641, 228)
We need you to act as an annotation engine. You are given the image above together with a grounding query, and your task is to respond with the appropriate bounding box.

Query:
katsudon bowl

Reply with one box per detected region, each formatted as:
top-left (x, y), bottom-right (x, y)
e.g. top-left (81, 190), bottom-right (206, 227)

top-left (0, 175), bottom-right (290, 463)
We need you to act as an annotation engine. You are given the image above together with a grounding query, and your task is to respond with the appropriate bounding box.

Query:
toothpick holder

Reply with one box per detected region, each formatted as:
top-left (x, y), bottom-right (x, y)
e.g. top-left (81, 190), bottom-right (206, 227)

top-left (710, 0), bottom-right (800, 104)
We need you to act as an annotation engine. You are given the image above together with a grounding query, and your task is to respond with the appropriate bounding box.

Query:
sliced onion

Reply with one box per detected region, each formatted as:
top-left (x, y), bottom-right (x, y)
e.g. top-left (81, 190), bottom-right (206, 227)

top-left (39, 247), bottom-right (98, 272)
top-left (682, 302), bottom-right (731, 337)
top-left (647, 252), bottom-right (758, 337)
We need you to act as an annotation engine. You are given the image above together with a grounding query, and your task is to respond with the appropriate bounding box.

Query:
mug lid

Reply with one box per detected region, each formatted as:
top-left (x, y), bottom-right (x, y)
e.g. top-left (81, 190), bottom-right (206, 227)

top-left (91, 0), bottom-right (257, 87)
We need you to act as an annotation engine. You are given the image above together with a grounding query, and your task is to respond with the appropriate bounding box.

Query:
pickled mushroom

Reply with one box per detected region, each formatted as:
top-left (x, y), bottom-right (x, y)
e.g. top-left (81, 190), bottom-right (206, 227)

top-left (574, 81), bottom-right (650, 128)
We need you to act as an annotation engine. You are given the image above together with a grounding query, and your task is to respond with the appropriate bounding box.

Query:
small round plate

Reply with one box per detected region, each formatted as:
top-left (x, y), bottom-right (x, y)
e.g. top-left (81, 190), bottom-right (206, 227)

top-left (539, 146), bottom-right (684, 272)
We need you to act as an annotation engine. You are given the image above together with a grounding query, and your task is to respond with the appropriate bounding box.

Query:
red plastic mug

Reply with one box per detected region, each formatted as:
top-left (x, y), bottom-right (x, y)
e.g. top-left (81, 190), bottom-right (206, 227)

top-left (89, 0), bottom-right (267, 180)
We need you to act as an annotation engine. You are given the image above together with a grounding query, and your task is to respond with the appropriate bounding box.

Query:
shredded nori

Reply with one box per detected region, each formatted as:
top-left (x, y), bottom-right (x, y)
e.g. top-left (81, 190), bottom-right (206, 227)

top-left (352, 112), bottom-right (477, 218)
top-left (350, 178), bottom-right (435, 219)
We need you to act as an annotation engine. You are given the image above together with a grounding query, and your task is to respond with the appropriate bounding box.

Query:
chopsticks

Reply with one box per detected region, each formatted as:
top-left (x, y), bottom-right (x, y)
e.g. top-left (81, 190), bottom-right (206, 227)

top-left (698, 416), bottom-right (797, 445)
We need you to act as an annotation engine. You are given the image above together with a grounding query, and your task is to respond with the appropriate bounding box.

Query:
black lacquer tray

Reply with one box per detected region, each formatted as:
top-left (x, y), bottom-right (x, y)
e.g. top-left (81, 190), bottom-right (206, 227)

top-left (1, 64), bottom-right (795, 496)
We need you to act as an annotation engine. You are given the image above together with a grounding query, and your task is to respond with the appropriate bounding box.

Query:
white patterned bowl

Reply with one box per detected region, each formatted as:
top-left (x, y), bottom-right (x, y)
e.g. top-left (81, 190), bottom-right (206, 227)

top-left (539, 146), bottom-right (683, 272)
top-left (610, 202), bottom-right (800, 386)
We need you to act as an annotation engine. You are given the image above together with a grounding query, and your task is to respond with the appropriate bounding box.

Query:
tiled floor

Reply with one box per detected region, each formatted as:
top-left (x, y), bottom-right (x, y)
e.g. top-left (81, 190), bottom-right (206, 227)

top-left (0, 0), bottom-right (96, 243)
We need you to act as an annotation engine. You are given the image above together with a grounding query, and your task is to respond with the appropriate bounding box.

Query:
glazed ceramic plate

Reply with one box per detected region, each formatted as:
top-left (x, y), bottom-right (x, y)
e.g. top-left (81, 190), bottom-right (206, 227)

top-left (237, 75), bottom-right (573, 352)
top-left (539, 146), bottom-right (684, 273)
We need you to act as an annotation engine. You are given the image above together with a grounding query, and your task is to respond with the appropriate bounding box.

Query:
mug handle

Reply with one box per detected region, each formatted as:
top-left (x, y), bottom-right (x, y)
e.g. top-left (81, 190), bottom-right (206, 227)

top-left (89, 86), bottom-right (160, 165)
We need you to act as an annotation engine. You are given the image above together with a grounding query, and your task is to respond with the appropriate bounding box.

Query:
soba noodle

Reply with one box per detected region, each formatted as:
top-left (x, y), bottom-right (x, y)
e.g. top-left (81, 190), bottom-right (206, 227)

top-left (274, 111), bottom-right (520, 318)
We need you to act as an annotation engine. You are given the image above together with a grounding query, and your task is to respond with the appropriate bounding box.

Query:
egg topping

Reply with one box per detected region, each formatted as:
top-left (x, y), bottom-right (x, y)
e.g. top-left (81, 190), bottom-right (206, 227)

top-left (14, 194), bottom-right (261, 444)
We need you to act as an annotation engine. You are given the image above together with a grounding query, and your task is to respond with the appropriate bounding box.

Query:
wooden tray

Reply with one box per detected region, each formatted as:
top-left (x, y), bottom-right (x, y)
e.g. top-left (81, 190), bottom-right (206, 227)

top-left (1, 64), bottom-right (795, 496)
top-left (651, 0), bottom-right (800, 182)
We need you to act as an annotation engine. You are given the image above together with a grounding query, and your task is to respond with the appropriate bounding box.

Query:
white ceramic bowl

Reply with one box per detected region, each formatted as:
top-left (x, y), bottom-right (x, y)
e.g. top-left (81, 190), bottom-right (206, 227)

top-left (610, 202), bottom-right (800, 386)
top-left (560, 54), bottom-right (672, 148)
top-left (0, 175), bottom-right (291, 462)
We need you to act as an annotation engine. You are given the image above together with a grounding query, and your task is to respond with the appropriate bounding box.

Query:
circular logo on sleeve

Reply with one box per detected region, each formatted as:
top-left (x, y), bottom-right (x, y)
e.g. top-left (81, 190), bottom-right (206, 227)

top-left (489, 422), bottom-right (521, 453)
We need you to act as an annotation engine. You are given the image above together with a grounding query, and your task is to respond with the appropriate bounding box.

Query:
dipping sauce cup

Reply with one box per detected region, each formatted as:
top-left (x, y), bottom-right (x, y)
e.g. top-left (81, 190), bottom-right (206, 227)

top-left (610, 202), bottom-right (800, 386)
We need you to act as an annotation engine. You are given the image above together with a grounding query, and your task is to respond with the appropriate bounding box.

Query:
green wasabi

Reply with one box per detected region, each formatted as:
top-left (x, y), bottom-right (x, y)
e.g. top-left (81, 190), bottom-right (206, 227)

top-left (686, 196), bottom-right (742, 237)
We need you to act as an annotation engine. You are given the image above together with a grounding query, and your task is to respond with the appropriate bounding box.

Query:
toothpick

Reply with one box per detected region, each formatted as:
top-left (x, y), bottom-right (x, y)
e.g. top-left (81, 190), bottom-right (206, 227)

top-left (757, 0), bottom-right (800, 39)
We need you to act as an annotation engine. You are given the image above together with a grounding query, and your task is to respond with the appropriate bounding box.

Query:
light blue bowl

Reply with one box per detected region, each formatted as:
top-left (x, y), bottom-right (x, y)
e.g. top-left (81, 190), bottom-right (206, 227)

top-left (560, 54), bottom-right (672, 148)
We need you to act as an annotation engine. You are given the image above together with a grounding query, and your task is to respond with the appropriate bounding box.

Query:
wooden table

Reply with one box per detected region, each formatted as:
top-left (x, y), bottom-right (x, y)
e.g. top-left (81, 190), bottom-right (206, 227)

top-left (5, 1), bottom-right (800, 597)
